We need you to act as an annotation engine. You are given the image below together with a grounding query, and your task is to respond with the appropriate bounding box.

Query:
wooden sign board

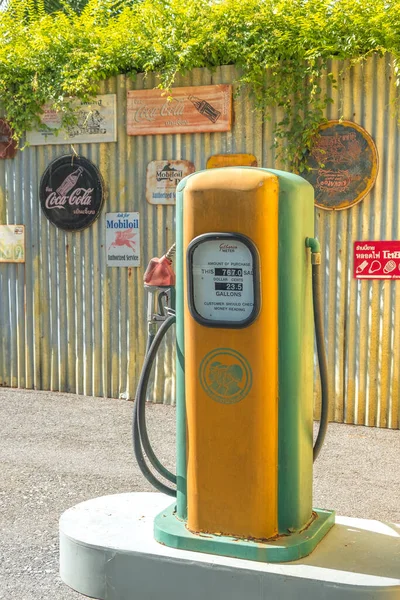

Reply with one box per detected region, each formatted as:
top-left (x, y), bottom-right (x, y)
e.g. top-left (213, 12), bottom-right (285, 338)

top-left (26, 95), bottom-right (117, 145)
top-left (0, 225), bottom-right (25, 262)
top-left (207, 153), bottom-right (257, 169)
top-left (146, 160), bottom-right (195, 204)
top-left (127, 85), bottom-right (232, 136)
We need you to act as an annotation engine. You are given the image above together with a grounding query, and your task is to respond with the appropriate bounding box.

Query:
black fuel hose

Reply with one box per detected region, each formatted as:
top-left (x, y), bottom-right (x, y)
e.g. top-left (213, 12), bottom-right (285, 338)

top-left (134, 256), bottom-right (328, 493)
top-left (158, 291), bottom-right (169, 317)
top-left (312, 261), bottom-right (329, 461)
top-left (133, 314), bottom-right (177, 496)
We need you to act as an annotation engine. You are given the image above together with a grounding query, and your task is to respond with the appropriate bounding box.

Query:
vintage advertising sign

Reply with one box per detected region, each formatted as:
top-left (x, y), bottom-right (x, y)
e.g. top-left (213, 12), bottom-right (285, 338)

top-left (127, 85), bottom-right (232, 136)
top-left (206, 154), bottom-right (257, 169)
top-left (26, 95), bottom-right (117, 145)
top-left (354, 241), bottom-right (400, 279)
top-left (146, 160), bottom-right (195, 204)
top-left (39, 155), bottom-right (105, 231)
top-left (106, 212), bottom-right (140, 267)
top-left (302, 121), bottom-right (378, 210)
top-left (0, 225), bottom-right (25, 263)
top-left (0, 120), bottom-right (18, 159)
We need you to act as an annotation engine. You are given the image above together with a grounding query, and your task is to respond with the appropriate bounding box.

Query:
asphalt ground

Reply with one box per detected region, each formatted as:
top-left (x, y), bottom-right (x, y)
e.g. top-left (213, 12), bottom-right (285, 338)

top-left (0, 387), bottom-right (399, 599)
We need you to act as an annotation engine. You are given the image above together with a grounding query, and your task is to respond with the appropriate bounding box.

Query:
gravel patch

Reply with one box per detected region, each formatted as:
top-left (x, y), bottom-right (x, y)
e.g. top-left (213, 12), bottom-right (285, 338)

top-left (0, 387), bottom-right (398, 599)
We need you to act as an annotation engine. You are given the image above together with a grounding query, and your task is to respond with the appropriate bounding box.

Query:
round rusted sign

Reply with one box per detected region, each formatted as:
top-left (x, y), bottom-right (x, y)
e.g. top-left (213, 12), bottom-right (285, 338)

top-left (302, 120), bottom-right (378, 210)
top-left (39, 155), bottom-right (105, 231)
top-left (0, 119), bottom-right (17, 159)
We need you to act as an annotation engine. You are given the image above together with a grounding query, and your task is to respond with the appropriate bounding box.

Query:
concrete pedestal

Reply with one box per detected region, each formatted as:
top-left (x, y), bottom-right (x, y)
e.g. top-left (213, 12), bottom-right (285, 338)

top-left (59, 492), bottom-right (400, 600)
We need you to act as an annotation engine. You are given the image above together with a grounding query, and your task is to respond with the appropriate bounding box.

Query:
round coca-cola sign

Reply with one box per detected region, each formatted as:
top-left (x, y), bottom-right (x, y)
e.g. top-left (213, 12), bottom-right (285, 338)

top-left (39, 155), bottom-right (105, 231)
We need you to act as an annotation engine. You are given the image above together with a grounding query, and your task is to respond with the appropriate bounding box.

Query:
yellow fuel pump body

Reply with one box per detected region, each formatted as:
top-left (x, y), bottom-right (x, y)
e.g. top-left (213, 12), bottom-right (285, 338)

top-left (154, 167), bottom-right (335, 563)
top-left (183, 169), bottom-right (279, 539)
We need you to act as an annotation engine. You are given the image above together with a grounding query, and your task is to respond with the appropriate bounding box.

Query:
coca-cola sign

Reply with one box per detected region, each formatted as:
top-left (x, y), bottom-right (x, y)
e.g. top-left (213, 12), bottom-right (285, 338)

top-left (39, 155), bottom-right (105, 231)
top-left (127, 85), bottom-right (232, 136)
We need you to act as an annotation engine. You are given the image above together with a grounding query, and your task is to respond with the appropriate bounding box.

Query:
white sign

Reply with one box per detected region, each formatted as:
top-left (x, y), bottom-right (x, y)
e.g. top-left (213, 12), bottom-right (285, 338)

top-left (26, 95), bottom-right (117, 145)
top-left (0, 225), bottom-right (25, 263)
top-left (146, 160), bottom-right (195, 205)
top-left (106, 213), bottom-right (140, 267)
top-left (191, 239), bottom-right (255, 322)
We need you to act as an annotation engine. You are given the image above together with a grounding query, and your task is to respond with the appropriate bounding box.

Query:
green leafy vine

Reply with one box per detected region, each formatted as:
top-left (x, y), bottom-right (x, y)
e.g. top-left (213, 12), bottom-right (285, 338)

top-left (0, 0), bottom-right (397, 170)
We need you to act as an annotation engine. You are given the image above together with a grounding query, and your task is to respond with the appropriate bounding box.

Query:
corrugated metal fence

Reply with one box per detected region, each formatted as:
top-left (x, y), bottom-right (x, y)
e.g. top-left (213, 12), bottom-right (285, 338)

top-left (0, 56), bottom-right (399, 428)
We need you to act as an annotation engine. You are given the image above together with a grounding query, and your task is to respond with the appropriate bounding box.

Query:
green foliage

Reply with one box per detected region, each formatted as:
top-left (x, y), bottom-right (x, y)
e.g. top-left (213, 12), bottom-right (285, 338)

top-left (0, 0), bottom-right (398, 169)
top-left (44, 0), bottom-right (90, 14)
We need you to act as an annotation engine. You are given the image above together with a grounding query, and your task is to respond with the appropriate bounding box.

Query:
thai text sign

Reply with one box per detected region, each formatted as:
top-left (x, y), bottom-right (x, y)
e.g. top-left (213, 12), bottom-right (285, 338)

top-left (127, 85), bottom-right (232, 136)
top-left (0, 225), bottom-right (25, 263)
top-left (354, 241), bottom-right (400, 279)
top-left (146, 160), bottom-right (195, 204)
top-left (26, 95), bottom-right (117, 145)
top-left (106, 213), bottom-right (140, 267)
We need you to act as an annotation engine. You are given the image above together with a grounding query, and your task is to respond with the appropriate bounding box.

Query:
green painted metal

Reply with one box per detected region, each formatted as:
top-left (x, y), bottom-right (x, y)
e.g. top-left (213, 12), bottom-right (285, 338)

top-left (154, 504), bottom-right (335, 563)
top-left (305, 237), bottom-right (321, 254)
top-left (266, 169), bottom-right (315, 533)
top-left (174, 176), bottom-right (192, 520)
top-left (173, 168), bottom-right (328, 546)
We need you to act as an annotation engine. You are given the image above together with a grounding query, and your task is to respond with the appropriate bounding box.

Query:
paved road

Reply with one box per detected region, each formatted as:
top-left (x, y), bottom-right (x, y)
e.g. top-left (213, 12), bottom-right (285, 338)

top-left (0, 388), bottom-right (399, 599)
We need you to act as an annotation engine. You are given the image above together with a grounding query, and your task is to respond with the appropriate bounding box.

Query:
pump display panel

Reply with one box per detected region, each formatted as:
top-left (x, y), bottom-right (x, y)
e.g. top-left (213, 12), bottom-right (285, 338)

top-left (187, 233), bottom-right (260, 328)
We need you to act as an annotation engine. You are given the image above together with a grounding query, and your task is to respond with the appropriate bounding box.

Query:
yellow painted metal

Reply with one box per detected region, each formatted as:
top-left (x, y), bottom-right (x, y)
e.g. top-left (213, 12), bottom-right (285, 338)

top-left (206, 153), bottom-right (257, 169)
top-left (183, 168), bottom-right (279, 539)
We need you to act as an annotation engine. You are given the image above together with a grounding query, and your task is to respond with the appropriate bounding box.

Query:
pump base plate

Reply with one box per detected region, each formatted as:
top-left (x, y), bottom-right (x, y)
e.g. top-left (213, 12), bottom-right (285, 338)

top-left (154, 504), bottom-right (335, 562)
top-left (60, 492), bottom-right (400, 600)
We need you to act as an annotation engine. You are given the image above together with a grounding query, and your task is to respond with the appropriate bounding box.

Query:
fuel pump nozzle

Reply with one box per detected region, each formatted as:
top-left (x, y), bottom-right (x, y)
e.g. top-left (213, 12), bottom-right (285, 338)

top-left (144, 244), bottom-right (176, 288)
top-left (143, 244), bottom-right (176, 351)
top-left (133, 243), bottom-right (177, 497)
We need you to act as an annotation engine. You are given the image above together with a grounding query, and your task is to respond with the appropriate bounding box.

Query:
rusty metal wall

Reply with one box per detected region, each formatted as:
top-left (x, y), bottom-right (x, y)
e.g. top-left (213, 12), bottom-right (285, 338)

top-left (0, 57), bottom-right (399, 427)
top-left (314, 55), bottom-right (400, 429)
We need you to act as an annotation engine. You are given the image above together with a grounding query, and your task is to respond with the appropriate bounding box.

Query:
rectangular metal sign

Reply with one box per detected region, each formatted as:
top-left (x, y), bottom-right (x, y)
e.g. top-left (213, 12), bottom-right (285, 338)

top-left (206, 154), bottom-right (257, 169)
top-left (106, 213), bottom-right (140, 267)
top-left (354, 241), bottom-right (400, 279)
top-left (127, 85), bottom-right (232, 136)
top-left (146, 160), bottom-right (195, 204)
top-left (0, 225), bottom-right (25, 263)
top-left (26, 95), bottom-right (117, 145)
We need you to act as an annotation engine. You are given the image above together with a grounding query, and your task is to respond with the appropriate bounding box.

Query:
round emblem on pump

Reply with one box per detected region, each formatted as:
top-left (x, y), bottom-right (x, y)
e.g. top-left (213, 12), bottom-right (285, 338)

top-left (199, 348), bottom-right (252, 404)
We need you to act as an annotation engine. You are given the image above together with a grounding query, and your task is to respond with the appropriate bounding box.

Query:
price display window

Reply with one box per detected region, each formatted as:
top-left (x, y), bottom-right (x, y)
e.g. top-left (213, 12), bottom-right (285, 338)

top-left (187, 233), bottom-right (260, 328)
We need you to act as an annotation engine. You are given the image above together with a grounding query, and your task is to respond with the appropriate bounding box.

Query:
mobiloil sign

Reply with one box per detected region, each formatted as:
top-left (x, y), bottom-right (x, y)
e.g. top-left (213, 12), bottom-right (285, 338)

top-left (106, 212), bottom-right (140, 267)
top-left (134, 167), bottom-right (334, 562)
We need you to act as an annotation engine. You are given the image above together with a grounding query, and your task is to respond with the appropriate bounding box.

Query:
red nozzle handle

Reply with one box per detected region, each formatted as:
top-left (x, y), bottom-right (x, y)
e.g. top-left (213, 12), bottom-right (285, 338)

top-left (144, 255), bottom-right (176, 287)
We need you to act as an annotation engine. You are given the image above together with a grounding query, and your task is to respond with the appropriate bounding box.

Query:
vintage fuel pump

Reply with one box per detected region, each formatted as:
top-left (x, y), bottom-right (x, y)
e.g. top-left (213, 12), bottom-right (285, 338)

top-left (134, 167), bottom-right (334, 562)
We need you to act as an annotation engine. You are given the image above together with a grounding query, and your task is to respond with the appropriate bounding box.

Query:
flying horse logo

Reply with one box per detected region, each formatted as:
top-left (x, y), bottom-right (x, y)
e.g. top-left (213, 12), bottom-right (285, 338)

top-left (108, 230), bottom-right (137, 251)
